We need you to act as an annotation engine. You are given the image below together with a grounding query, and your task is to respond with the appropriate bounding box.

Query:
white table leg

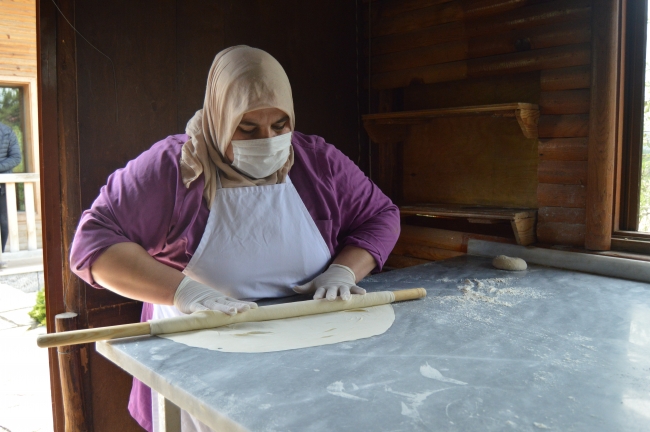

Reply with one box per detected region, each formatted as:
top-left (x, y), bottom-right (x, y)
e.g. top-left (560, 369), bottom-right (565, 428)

top-left (157, 392), bottom-right (181, 432)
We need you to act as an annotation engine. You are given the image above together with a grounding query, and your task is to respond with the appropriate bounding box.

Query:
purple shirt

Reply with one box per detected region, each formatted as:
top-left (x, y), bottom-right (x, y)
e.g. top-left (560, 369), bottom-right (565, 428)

top-left (69, 131), bottom-right (400, 431)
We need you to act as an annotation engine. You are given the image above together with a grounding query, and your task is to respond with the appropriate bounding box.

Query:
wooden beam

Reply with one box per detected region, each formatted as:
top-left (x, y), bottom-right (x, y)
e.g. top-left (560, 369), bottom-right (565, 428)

top-left (538, 137), bottom-right (588, 161)
top-left (55, 313), bottom-right (90, 432)
top-left (538, 160), bottom-right (588, 185)
top-left (371, 43), bottom-right (591, 89)
top-left (385, 253), bottom-right (432, 268)
top-left (540, 65), bottom-right (591, 91)
top-left (538, 206), bottom-right (586, 224)
top-left (585, 0), bottom-right (620, 250)
top-left (537, 114), bottom-right (589, 138)
top-left (537, 183), bottom-right (586, 208)
top-left (539, 89), bottom-right (591, 115)
top-left (537, 222), bottom-right (586, 246)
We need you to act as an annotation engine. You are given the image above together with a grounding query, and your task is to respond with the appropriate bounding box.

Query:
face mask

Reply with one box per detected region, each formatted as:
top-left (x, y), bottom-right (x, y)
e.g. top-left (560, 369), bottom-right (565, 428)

top-left (230, 132), bottom-right (292, 179)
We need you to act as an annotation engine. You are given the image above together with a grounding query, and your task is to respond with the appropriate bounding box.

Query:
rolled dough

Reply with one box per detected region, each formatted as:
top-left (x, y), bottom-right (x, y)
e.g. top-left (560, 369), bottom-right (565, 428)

top-left (159, 305), bottom-right (395, 353)
top-left (492, 255), bottom-right (527, 271)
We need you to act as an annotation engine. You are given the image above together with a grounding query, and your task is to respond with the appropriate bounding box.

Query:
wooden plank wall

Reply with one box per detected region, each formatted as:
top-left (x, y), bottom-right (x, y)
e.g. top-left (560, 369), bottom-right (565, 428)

top-left (365, 0), bottom-right (593, 267)
top-left (0, 0), bottom-right (36, 78)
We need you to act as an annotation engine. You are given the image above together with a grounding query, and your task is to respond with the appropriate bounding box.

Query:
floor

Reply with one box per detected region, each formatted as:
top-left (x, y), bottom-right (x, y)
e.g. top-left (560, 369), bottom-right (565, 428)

top-left (0, 250), bottom-right (52, 432)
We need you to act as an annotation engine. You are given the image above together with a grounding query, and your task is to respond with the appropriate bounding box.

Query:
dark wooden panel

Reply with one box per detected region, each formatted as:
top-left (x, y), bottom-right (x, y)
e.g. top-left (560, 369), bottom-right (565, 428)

top-left (463, 0), bottom-right (555, 20)
top-left (538, 206), bottom-right (586, 224)
top-left (373, 40), bottom-right (468, 74)
top-left (385, 253), bottom-right (433, 268)
top-left (223, 1), bottom-right (360, 159)
top-left (403, 72), bottom-right (540, 111)
top-left (402, 117), bottom-right (538, 207)
top-left (538, 160), bottom-right (588, 185)
top-left (539, 89), bottom-right (591, 114)
top-left (89, 348), bottom-right (142, 432)
top-left (365, 0), bottom-right (455, 21)
top-left (538, 114), bottom-right (590, 137)
top-left (86, 302), bottom-right (142, 330)
top-left (399, 224), bottom-right (465, 251)
top-left (540, 65), bottom-right (591, 90)
top-left (537, 183), bottom-right (586, 208)
top-left (537, 221), bottom-right (586, 246)
top-left (370, 21), bottom-right (466, 57)
top-left (175, 1), bottom-right (224, 132)
top-left (372, 19), bottom-right (590, 75)
top-left (369, 0), bottom-right (588, 57)
top-left (468, 20), bottom-right (591, 59)
top-left (468, 43), bottom-right (591, 78)
top-left (369, 1), bottom-right (464, 37)
top-left (392, 241), bottom-right (466, 260)
top-left (466, 0), bottom-right (591, 38)
top-left (372, 42), bottom-right (590, 89)
top-left (75, 0), bottom-right (178, 211)
top-left (538, 137), bottom-right (588, 161)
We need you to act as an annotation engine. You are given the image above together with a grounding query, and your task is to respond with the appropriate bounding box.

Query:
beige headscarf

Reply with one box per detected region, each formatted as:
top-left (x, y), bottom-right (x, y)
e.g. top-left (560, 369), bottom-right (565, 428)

top-left (180, 46), bottom-right (295, 207)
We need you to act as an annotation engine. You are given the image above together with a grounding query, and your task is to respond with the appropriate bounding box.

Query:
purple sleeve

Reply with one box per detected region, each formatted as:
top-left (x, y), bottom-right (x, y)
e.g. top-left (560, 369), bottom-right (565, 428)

top-left (330, 148), bottom-right (401, 270)
top-left (69, 138), bottom-right (185, 288)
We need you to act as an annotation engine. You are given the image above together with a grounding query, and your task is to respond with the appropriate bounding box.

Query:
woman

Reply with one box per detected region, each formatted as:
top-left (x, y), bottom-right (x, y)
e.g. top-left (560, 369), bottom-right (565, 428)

top-left (70, 46), bottom-right (400, 431)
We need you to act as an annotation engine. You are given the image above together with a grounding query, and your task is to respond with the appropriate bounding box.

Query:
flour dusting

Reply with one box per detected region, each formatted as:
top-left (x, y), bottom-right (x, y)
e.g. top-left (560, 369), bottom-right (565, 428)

top-left (386, 387), bottom-right (446, 422)
top-left (420, 363), bottom-right (467, 385)
top-left (326, 381), bottom-right (367, 401)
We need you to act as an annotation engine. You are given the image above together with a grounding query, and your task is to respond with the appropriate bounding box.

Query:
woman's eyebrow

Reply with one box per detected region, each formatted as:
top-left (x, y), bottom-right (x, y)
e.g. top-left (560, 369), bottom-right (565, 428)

top-left (239, 120), bottom-right (258, 127)
top-left (273, 116), bottom-right (290, 125)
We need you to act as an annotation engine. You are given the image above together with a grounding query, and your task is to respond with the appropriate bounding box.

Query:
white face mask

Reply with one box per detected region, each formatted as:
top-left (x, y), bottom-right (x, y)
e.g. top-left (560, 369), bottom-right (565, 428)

top-left (230, 132), bottom-right (292, 179)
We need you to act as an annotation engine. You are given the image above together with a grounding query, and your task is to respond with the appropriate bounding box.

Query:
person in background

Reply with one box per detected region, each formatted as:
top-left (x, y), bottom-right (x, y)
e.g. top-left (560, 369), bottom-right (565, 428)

top-left (0, 122), bottom-right (22, 266)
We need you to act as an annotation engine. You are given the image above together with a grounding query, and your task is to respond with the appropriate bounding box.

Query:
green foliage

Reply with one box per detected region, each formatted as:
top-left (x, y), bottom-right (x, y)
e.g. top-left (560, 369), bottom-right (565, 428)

top-left (28, 289), bottom-right (47, 326)
top-left (0, 87), bottom-right (21, 128)
top-left (639, 61), bottom-right (650, 231)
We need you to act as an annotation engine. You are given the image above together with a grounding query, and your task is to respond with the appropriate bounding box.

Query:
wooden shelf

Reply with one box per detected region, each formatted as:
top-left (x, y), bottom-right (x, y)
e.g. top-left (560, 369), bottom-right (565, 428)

top-left (400, 204), bottom-right (537, 246)
top-left (362, 103), bottom-right (540, 143)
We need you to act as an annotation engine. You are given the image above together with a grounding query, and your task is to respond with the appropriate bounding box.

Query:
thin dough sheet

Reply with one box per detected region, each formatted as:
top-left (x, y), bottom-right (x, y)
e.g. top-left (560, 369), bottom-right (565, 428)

top-left (159, 304), bottom-right (395, 353)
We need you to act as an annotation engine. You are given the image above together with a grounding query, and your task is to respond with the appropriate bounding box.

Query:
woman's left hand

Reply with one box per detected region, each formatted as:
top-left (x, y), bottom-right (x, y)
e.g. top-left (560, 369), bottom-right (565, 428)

top-left (293, 264), bottom-right (366, 301)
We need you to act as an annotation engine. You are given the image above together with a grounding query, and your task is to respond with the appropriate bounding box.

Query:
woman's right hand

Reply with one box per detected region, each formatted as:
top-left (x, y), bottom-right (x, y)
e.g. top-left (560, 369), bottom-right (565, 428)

top-left (174, 276), bottom-right (258, 315)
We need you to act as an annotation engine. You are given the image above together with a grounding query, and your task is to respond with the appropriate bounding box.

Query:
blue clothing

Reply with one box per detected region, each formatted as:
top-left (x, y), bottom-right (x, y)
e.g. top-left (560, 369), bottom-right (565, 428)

top-left (0, 122), bottom-right (21, 174)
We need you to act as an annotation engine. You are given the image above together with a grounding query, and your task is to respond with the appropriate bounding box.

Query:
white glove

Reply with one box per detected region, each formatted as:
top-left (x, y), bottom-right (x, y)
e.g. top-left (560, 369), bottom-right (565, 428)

top-left (173, 276), bottom-right (258, 315)
top-left (293, 264), bottom-right (366, 301)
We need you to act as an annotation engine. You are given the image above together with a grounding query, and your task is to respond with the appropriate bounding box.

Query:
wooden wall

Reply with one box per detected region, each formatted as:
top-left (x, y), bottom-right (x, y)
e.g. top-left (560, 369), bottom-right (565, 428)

top-left (363, 0), bottom-right (594, 267)
top-left (39, 1), bottom-right (359, 431)
top-left (0, 0), bottom-right (36, 79)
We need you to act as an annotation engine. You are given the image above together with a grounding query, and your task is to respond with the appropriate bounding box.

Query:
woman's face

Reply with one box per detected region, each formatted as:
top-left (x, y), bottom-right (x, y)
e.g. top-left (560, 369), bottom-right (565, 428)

top-left (225, 107), bottom-right (291, 163)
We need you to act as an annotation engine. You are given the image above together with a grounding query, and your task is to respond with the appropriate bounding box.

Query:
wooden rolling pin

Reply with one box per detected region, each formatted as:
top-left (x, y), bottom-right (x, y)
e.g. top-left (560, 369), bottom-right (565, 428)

top-left (37, 288), bottom-right (426, 348)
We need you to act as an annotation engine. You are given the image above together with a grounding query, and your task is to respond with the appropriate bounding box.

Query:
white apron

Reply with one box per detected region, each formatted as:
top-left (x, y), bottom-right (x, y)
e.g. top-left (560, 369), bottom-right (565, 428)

top-left (152, 172), bottom-right (331, 432)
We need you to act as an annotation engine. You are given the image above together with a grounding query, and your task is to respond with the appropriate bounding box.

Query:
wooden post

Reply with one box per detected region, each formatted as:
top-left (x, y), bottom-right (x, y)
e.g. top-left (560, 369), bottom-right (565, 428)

top-left (25, 182), bottom-right (37, 250)
top-left (585, 0), bottom-right (620, 250)
top-left (55, 312), bottom-right (90, 432)
top-left (5, 182), bottom-right (19, 252)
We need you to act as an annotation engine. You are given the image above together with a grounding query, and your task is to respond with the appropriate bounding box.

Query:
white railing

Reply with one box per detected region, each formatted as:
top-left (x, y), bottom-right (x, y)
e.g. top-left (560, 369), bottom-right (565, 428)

top-left (0, 172), bottom-right (40, 252)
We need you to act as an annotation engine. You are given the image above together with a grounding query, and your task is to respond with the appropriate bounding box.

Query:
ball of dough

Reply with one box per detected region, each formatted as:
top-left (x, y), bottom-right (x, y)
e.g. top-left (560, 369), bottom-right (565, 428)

top-left (492, 255), bottom-right (527, 271)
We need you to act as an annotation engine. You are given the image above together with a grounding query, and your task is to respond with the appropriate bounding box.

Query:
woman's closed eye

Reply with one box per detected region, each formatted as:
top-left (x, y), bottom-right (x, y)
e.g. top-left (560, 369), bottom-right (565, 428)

top-left (272, 121), bottom-right (287, 131)
top-left (238, 125), bottom-right (256, 134)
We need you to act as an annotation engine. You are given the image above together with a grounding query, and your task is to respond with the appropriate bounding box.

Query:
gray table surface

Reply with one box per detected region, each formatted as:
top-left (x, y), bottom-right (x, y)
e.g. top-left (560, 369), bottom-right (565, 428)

top-left (97, 256), bottom-right (650, 431)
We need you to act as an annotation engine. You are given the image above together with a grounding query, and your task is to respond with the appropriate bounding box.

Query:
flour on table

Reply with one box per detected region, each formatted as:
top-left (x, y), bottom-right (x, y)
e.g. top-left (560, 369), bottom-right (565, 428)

top-left (159, 304), bottom-right (394, 353)
top-left (326, 381), bottom-right (368, 401)
top-left (420, 363), bottom-right (467, 385)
